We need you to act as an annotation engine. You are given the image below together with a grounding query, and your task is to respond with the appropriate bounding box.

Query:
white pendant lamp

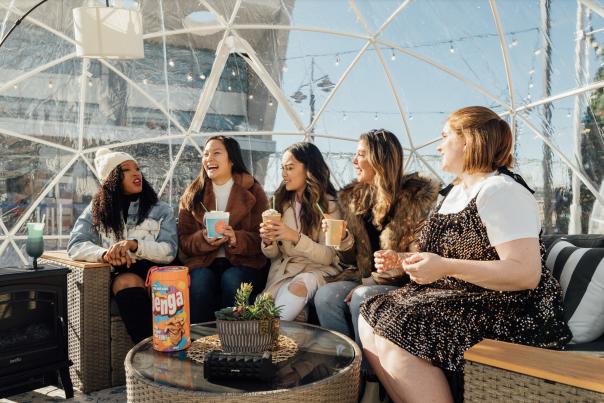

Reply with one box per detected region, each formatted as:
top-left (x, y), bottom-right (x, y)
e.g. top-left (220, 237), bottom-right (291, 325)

top-left (73, 6), bottom-right (144, 59)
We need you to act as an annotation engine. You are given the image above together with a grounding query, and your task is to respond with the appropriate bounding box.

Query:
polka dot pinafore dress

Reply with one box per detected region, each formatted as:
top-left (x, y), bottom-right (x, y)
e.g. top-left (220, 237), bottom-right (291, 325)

top-left (360, 187), bottom-right (572, 373)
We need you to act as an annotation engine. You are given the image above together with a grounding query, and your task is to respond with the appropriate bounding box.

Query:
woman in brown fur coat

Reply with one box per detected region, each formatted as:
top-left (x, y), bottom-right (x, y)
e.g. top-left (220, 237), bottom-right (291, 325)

top-left (178, 136), bottom-right (268, 324)
top-left (314, 129), bottom-right (438, 344)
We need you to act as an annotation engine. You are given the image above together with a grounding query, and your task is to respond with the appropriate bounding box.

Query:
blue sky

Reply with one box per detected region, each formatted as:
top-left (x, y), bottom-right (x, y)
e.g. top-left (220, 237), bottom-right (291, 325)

top-left (269, 0), bottom-right (603, 170)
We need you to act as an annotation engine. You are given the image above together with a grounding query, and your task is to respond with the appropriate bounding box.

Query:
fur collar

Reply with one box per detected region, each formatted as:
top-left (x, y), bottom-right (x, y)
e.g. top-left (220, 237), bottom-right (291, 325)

top-left (337, 173), bottom-right (439, 278)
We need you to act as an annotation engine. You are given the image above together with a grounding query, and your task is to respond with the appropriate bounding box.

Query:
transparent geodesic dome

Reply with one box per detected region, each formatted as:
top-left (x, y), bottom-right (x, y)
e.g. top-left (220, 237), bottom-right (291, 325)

top-left (1, 0), bottom-right (603, 267)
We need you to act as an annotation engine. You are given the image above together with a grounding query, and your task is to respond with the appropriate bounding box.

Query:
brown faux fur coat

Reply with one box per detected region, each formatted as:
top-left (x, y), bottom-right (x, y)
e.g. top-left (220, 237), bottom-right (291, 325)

top-left (178, 172), bottom-right (268, 270)
top-left (335, 173), bottom-right (439, 282)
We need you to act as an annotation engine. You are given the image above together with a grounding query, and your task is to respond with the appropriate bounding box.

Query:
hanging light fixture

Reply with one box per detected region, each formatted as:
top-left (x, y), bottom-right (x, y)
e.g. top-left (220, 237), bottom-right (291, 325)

top-left (317, 76), bottom-right (335, 92)
top-left (290, 90), bottom-right (307, 103)
top-left (0, 0), bottom-right (144, 60)
top-left (73, 1), bottom-right (144, 59)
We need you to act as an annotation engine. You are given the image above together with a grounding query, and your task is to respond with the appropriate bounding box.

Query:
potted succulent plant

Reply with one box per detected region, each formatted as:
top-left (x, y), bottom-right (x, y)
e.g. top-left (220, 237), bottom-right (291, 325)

top-left (215, 283), bottom-right (282, 352)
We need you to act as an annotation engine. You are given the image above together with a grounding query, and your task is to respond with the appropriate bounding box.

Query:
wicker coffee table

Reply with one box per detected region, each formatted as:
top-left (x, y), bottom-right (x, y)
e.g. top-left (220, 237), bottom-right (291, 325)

top-left (125, 322), bottom-right (361, 402)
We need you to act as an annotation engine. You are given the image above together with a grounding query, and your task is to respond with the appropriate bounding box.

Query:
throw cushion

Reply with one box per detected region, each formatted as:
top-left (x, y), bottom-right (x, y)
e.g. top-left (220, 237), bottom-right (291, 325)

top-left (545, 240), bottom-right (604, 343)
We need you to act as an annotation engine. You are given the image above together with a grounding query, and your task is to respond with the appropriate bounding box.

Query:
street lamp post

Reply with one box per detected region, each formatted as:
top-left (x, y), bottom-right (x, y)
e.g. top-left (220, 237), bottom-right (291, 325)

top-left (290, 57), bottom-right (335, 137)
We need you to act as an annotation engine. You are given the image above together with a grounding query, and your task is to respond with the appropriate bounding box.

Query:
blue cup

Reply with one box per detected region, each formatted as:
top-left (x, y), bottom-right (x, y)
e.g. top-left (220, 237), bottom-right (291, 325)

top-left (204, 211), bottom-right (230, 238)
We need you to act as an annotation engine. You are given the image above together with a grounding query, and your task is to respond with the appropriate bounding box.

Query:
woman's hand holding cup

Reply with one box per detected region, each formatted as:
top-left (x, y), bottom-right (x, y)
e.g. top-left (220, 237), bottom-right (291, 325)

top-left (374, 249), bottom-right (405, 272)
top-left (261, 220), bottom-right (299, 243)
top-left (259, 222), bottom-right (274, 245)
top-left (202, 228), bottom-right (228, 246)
top-left (321, 217), bottom-right (348, 241)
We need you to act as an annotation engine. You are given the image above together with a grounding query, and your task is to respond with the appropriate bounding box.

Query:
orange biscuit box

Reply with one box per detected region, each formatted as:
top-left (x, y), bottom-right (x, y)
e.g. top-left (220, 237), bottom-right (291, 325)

top-left (145, 266), bottom-right (191, 352)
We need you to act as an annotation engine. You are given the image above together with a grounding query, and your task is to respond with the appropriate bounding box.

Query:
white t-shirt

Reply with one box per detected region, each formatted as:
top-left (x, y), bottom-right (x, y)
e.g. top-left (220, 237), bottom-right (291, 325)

top-left (438, 172), bottom-right (541, 247)
top-left (213, 177), bottom-right (234, 257)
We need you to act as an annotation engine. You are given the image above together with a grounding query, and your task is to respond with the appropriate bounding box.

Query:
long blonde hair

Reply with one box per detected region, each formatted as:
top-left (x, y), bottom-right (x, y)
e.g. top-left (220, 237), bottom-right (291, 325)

top-left (357, 129), bottom-right (405, 227)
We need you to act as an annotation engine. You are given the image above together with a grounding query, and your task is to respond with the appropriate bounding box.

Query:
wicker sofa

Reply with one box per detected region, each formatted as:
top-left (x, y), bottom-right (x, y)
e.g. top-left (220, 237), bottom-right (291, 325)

top-left (39, 252), bottom-right (134, 393)
top-left (463, 234), bottom-right (604, 401)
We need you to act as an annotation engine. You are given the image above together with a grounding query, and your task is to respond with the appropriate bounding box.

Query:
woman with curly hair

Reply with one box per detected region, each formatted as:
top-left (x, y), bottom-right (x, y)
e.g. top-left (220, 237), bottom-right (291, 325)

top-left (68, 148), bottom-right (177, 343)
top-left (178, 136), bottom-right (269, 324)
top-left (314, 129), bottom-right (438, 345)
top-left (260, 142), bottom-right (344, 321)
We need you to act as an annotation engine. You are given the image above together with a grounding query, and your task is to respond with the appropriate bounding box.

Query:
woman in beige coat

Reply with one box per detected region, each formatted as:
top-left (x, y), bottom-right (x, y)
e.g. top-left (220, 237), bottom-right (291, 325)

top-left (260, 142), bottom-right (345, 321)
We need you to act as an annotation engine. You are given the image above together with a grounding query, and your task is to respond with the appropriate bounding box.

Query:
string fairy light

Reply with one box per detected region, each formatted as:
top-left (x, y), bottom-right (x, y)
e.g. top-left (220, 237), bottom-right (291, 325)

top-left (280, 27), bottom-right (539, 63)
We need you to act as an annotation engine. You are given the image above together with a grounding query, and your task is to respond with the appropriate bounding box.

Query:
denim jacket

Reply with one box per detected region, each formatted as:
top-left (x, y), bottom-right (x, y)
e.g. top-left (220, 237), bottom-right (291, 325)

top-left (67, 200), bottom-right (178, 264)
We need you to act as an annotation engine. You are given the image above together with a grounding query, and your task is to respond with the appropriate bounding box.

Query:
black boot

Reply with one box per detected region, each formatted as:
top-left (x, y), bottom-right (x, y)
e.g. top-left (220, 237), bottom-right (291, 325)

top-left (114, 287), bottom-right (152, 343)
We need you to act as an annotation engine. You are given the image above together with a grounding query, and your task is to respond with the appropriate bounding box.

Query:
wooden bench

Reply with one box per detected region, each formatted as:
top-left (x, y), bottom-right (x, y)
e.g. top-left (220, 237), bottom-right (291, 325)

top-left (40, 251), bottom-right (132, 393)
top-left (464, 339), bottom-right (604, 401)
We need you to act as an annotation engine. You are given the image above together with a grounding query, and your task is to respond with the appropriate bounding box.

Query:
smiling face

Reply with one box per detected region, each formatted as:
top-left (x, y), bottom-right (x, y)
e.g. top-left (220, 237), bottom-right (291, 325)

top-left (120, 160), bottom-right (143, 195)
top-left (437, 121), bottom-right (466, 175)
top-left (203, 139), bottom-right (234, 184)
top-left (353, 140), bottom-right (375, 184)
top-left (281, 150), bottom-right (307, 195)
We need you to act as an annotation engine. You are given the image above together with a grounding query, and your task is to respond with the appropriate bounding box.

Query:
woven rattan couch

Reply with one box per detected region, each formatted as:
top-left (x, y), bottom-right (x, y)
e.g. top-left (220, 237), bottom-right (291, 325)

top-left (463, 234), bottom-right (604, 401)
top-left (40, 251), bottom-right (133, 393)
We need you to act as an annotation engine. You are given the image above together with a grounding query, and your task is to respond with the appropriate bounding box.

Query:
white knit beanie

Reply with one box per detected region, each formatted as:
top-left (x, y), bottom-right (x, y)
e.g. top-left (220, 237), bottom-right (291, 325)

top-left (94, 148), bottom-right (137, 181)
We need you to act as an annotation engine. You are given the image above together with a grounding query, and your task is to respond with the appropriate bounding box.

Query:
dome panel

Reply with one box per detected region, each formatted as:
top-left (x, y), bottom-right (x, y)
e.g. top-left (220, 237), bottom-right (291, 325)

top-left (233, 0), bottom-right (367, 35)
top-left (309, 48), bottom-right (406, 148)
top-left (13, 157), bottom-right (96, 239)
top-left (80, 58), bottom-right (178, 147)
top-left (0, 57), bottom-right (83, 149)
top-left (379, 0), bottom-right (509, 109)
top-left (0, 133), bottom-right (75, 233)
top-left (234, 28), bottom-right (368, 134)
top-left (157, 140), bottom-right (202, 212)
top-left (385, 50), bottom-right (507, 150)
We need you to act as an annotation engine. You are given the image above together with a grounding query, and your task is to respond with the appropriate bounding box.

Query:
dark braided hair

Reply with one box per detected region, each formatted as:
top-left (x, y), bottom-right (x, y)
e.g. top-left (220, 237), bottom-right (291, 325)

top-left (91, 165), bottom-right (158, 240)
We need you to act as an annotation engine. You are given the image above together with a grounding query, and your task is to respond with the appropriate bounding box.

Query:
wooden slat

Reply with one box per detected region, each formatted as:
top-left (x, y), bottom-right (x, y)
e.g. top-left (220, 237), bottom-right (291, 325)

top-left (464, 339), bottom-right (604, 393)
top-left (41, 250), bottom-right (111, 269)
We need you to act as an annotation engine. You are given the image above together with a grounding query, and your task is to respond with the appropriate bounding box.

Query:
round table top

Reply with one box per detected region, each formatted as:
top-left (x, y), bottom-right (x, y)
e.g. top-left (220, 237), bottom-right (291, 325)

top-left (127, 321), bottom-right (358, 394)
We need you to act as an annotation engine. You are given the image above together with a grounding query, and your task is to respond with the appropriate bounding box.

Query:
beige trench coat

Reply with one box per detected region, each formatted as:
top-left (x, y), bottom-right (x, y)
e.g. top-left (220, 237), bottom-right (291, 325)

top-left (262, 200), bottom-right (344, 297)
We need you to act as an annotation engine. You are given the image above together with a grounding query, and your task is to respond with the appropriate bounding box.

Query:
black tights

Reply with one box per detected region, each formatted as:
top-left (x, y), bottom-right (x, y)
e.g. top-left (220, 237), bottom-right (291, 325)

top-left (112, 260), bottom-right (155, 344)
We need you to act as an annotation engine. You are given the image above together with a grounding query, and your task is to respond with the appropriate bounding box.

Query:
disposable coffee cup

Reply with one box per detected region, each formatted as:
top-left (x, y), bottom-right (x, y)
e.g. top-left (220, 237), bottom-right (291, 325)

top-left (204, 211), bottom-right (230, 238)
top-left (262, 209), bottom-right (282, 224)
top-left (325, 219), bottom-right (345, 247)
